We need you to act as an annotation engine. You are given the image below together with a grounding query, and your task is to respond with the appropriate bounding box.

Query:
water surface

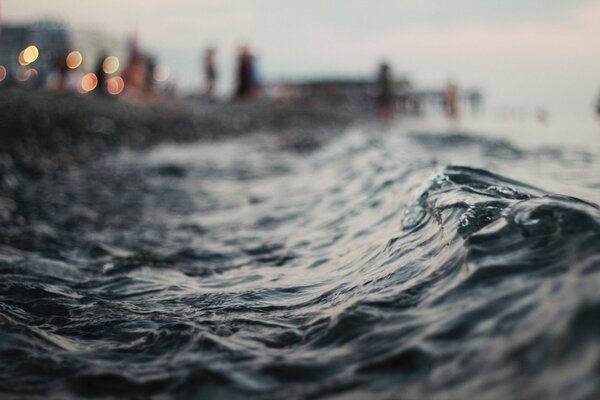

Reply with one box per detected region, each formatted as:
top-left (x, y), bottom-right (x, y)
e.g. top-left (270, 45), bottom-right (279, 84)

top-left (1, 122), bottom-right (599, 399)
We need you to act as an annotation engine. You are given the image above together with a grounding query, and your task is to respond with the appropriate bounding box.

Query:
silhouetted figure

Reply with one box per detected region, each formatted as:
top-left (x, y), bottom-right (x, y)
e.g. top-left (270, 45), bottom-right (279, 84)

top-left (375, 62), bottom-right (395, 122)
top-left (54, 52), bottom-right (69, 92)
top-left (95, 54), bottom-right (109, 96)
top-left (204, 48), bottom-right (217, 97)
top-left (146, 56), bottom-right (157, 95)
top-left (596, 90), bottom-right (600, 118)
top-left (444, 81), bottom-right (459, 118)
top-left (235, 45), bottom-right (256, 100)
top-left (122, 55), bottom-right (150, 100)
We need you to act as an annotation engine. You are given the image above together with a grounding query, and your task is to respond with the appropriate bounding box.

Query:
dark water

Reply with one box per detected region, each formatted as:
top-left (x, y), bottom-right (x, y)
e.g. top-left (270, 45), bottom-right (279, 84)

top-left (1, 126), bottom-right (599, 399)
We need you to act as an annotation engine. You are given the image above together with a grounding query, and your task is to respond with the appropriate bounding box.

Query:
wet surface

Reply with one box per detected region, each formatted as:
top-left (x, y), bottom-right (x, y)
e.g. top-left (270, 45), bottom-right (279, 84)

top-left (0, 126), bottom-right (599, 399)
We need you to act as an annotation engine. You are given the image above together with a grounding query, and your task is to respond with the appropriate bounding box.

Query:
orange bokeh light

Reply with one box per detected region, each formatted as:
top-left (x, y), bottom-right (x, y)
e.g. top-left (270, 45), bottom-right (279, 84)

top-left (22, 45), bottom-right (39, 64)
top-left (102, 56), bottom-right (119, 74)
top-left (25, 68), bottom-right (38, 80)
top-left (80, 73), bottom-right (98, 93)
top-left (106, 76), bottom-right (125, 95)
top-left (0, 65), bottom-right (7, 82)
top-left (18, 51), bottom-right (27, 66)
top-left (66, 51), bottom-right (83, 69)
top-left (16, 67), bottom-right (37, 82)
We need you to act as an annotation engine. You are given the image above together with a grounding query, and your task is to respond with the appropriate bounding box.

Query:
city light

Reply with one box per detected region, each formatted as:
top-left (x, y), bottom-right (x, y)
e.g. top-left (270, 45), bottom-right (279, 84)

top-left (102, 56), bottom-right (119, 74)
top-left (0, 65), bottom-right (7, 82)
top-left (15, 67), bottom-right (27, 81)
top-left (107, 76), bottom-right (125, 95)
top-left (18, 51), bottom-right (27, 66)
top-left (66, 51), bottom-right (83, 69)
top-left (80, 73), bottom-right (98, 93)
top-left (153, 64), bottom-right (170, 82)
top-left (22, 45), bottom-right (39, 64)
top-left (26, 68), bottom-right (38, 80)
top-left (16, 67), bottom-right (37, 82)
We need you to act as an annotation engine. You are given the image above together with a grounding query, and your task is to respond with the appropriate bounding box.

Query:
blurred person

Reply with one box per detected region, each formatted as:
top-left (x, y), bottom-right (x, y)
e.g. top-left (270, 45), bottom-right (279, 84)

top-left (52, 51), bottom-right (70, 92)
top-left (375, 62), bottom-right (395, 122)
top-left (46, 50), bottom-right (84, 93)
top-left (121, 32), bottom-right (160, 101)
top-left (595, 89), bottom-right (600, 118)
top-left (235, 45), bottom-right (257, 100)
top-left (146, 56), bottom-right (157, 96)
top-left (203, 47), bottom-right (217, 97)
top-left (122, 55), bottom-right (150, 101)
top-left (444, 81), bottom-right (459, 119)
top-left (94, 54), bottom-right (109, 96)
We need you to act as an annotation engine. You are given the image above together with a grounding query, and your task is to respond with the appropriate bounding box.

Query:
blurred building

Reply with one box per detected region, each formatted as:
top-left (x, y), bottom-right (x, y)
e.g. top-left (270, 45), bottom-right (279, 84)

top-left (71, 27), bottom-right (125, 71)
top-left (0, 20), bottom-right (124, 82)
top-left (272, 77), bottom-right (411, 101)
top-left (0, 24), bottom-right (36, 72)
top-left (0, 21), bottom-right (68, 72)
top-left (29, 21), bottom-right (71, 70)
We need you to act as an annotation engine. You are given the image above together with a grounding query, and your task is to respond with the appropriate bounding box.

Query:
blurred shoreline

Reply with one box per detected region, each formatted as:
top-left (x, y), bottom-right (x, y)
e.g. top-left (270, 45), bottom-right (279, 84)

top-left (0, 89), bottom-right (364, 171)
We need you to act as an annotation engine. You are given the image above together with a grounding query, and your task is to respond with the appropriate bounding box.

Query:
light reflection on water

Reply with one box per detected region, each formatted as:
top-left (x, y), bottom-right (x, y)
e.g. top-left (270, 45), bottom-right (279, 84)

top-left (0, 124), bottom-right (599, 399)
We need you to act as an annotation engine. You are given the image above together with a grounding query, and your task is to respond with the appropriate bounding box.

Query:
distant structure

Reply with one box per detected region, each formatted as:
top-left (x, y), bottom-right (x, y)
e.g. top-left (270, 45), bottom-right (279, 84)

top-left (267, 77), bottom-right (482, 116)
top-left (0, 20), bottom-right (124, 87)
top-left (234, 45), bottom-right (260, 100)
top-left (0, 21), bottom-right (69, 74)
top-left (30, 21), bottom-right (71, 71)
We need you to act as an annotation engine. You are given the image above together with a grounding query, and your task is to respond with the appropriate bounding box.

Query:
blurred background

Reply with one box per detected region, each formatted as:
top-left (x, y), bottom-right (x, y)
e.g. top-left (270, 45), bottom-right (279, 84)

top-left (2, 0), bottom-right (600, 143)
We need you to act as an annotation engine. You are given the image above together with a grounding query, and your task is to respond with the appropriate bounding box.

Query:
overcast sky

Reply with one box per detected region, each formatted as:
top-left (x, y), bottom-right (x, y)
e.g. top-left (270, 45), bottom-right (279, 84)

top-left (4, 0), bottom-right (600, 113)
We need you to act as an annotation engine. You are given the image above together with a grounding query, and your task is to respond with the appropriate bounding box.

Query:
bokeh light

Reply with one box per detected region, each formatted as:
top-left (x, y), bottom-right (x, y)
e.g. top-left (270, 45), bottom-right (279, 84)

top-left (106, 76), bottom-right (125, 95)
top-left (18, 51), bottom-right (27, 66)
top-left (22, 45), bottom-right (39, 64)
top-left (0, 65), bottom-right (7, 82)
top-left (15, 67), bottom-right (27, 81)
top-left (80, 73), bottom-right (98, 93)
top-left (102, 56), bottom-right (120, 74)
top-left (25, 68), bottom-right (38, 81)
top-left (66, 51), bottom-right (83, 69)
top-left (15, 66), bottom-right (37, 82)
top-left (153, 64), bottom-right (170, 82)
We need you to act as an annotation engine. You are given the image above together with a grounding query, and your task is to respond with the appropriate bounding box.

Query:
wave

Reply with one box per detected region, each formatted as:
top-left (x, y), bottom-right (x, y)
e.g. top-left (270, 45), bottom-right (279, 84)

top-left (0, 129), bottom-right (599, 399)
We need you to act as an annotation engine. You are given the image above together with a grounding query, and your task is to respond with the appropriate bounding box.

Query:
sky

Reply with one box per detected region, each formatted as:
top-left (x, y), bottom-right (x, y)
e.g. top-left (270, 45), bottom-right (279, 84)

top-left (3, 0), bottom-right (600, 114)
